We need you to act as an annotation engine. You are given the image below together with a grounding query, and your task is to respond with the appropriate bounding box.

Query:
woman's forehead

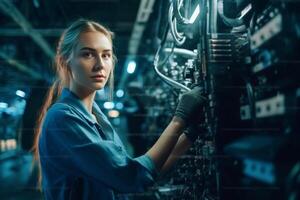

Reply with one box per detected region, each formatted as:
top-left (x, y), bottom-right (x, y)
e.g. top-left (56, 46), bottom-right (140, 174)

top-left (76, 31), bottom-right (112, 51)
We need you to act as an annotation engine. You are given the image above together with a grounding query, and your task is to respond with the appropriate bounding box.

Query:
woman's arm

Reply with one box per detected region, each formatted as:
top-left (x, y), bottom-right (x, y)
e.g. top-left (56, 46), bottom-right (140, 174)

top-left (146, 86), bottom-right (205, 173)
top-left (146, 116), bottom-right (185, 171)
top-left (160, 133), bottom-right (192, 174)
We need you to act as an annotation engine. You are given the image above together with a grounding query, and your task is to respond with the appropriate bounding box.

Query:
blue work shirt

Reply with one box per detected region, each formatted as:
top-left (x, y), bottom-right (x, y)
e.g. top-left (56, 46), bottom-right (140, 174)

top-left (39, 88), bottom-right (157, 200)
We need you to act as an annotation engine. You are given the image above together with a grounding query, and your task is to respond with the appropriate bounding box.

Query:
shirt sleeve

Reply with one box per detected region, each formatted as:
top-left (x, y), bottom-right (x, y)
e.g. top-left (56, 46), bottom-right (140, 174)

top-left (40, 105), bottom-right (157, 193)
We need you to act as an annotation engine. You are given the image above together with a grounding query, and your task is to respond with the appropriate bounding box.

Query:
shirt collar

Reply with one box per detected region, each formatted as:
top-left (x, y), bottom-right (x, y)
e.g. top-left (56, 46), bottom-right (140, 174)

top-left (58, 88), bottom-right (103, 125)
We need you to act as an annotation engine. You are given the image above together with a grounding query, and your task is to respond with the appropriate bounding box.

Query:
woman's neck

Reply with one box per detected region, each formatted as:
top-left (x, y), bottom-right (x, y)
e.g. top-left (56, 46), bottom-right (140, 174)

top-left (81, 94), bottom-right (95, 114)
top-left (69, 84), bottom-right (96, 113)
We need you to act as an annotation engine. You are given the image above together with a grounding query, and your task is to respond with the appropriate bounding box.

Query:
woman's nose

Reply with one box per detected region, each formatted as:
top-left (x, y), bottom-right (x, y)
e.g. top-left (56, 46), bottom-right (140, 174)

top-left (94, 55), bottom-right (104, 70)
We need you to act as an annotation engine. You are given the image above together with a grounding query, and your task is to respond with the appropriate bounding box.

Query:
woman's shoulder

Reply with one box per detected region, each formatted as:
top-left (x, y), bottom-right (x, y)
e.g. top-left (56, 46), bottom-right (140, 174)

top-left (45, 102), bottom-right (76, 121)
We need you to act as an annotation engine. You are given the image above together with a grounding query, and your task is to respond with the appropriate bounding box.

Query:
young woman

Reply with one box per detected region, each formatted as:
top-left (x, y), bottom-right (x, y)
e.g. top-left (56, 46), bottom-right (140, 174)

top-left (33, 19), bottom-right (205, 200)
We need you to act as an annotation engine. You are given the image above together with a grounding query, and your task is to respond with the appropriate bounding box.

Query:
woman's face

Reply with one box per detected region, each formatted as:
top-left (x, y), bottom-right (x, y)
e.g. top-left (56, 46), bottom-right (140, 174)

top-left (69, 31), bottom-right (113, 93)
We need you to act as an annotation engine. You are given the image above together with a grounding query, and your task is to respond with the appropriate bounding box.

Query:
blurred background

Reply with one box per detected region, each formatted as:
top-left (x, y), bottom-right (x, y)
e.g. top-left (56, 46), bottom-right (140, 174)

top-left (0, 0), bottom-right (299, 199)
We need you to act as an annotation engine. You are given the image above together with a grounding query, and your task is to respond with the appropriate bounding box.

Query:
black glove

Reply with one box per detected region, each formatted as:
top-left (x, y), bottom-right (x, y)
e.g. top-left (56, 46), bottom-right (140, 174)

top-left (174, 86), bottom-right (206, 125)
top-left (184, 124), bottom-right (206, 142)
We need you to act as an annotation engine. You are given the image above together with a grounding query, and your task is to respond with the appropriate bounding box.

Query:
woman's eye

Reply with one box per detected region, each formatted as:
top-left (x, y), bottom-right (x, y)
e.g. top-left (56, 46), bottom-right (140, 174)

top-left (82, 52), bottom-right (94, 59)
top-left (102, 54), bottom-right (111, 59)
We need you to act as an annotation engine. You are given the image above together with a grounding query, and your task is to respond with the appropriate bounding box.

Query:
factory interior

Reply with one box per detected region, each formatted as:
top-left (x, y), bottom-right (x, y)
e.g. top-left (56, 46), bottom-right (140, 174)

top-left (0, 0), bottom-right (299, 199)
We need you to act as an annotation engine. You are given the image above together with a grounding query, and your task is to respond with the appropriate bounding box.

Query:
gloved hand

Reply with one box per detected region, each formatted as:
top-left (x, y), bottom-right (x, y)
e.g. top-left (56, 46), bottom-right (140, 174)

top-left (184, 124), bottom-right (206, 142)
top-left (174, 86), bottom-right (206, 126)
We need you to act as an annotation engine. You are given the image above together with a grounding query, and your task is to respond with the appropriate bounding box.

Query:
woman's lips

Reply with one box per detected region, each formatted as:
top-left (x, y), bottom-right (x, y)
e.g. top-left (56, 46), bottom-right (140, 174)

top-left (90, 75), bottom-right (106, 81)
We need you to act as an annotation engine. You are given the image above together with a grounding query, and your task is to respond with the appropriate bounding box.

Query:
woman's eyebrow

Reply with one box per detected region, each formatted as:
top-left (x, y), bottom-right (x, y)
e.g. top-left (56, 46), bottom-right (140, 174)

top-left (79, 47), bottom-right (96, 52)
top-left (79, 47), bottom-right (112, 52)
top-left (103, 49), bottom-right (112, 52)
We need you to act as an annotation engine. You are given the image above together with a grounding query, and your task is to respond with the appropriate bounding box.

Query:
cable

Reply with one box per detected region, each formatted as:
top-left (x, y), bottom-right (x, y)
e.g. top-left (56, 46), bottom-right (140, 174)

top-left (217, 0), bottom-right (243, 27)
top-left (160, 15), bottom-right (170, 46)
top-left (153, 6), bottom-right (190, 92)
top-left (249, 12), bottom-right (257, 34)
top-left (168, 2), bottom-right (186, 46)
top-left (245, 81), bottom-right (256, 125)
top-left (210, 0), bottom-right (218, 33)
top-left (159, 43), bottom-right (175, 66)
top-left (173, 0), bottom-right (190, 25)
top-left (164, 47), bottom-right (197, 58)
top-left (153, 45), bottom-right (191, 92)
top-left (169, 5), bottom-right (186, 45)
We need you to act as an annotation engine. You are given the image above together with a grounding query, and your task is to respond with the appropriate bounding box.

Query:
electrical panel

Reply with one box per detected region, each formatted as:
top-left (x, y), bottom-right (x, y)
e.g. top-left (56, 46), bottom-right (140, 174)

top-left (133, 0), bottom-right (300, 199)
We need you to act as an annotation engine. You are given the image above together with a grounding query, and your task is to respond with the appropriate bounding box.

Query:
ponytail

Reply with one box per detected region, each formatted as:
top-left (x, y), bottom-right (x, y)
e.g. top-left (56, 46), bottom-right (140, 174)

top-left (32, 79), bottom-right (63, 188)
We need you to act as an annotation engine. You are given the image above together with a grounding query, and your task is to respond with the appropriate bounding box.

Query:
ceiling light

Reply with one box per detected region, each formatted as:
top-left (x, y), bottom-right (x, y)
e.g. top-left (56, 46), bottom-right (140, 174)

top-left (127, 61), bottom-right (136, 74)
top-left (108, 110), bottom-right (120, 118)
top-left (16, 90), bottom-right (25, 98)
top-left (103, 102), bottom-right (114, 109)
top-left (0, 102), bottom-right (8, 109)
top-left (116, 89), bottom-right (124, 98)
top-left (116, 102), bottom-right (124, 110)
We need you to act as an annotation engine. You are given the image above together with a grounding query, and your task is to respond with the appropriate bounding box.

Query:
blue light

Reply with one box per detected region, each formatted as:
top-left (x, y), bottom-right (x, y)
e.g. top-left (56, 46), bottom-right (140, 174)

top-left (127, 61), bottom-right (136, 74)
top-left (16, 90), bottom-right (25, 98)
top-left (116, 89), bottom-right (124, 98)
top-left (243, 159), bottom-right (275, 184)
top-left (116, 102), bottom-right (124, 110)
top-left (103, 102), bottom-right (115, 109)
top-left (0, 102), bottom-right (8, 109)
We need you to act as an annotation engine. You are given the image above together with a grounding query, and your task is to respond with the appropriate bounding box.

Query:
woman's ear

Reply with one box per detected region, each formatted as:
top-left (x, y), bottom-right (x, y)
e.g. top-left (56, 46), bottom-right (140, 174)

top-left (60, 54), bottom-right (73, 81)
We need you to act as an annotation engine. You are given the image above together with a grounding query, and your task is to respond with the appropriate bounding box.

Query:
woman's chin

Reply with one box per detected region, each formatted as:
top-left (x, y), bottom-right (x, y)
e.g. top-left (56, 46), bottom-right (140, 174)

top-left (92, 83), bottom-right (106, 90)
